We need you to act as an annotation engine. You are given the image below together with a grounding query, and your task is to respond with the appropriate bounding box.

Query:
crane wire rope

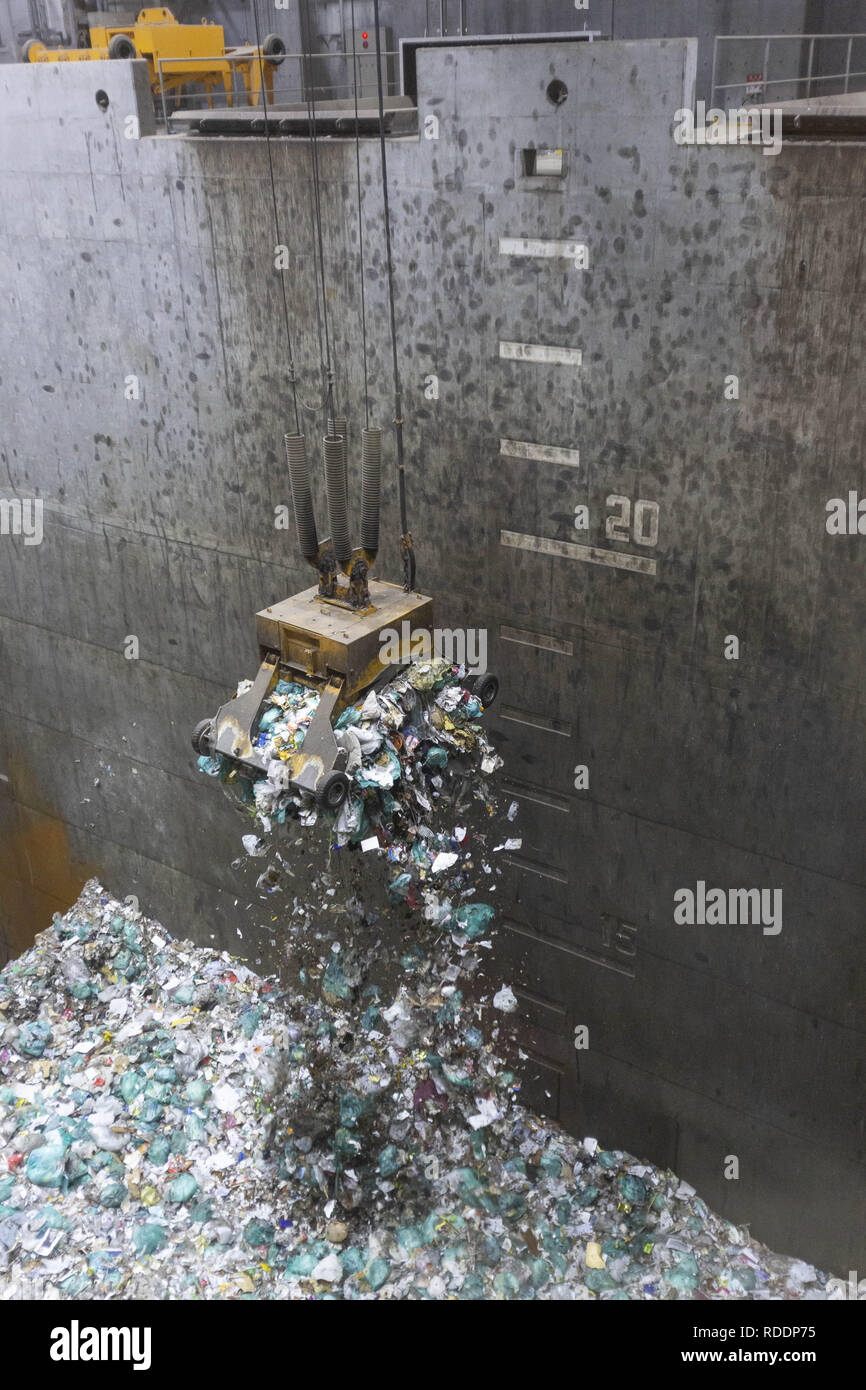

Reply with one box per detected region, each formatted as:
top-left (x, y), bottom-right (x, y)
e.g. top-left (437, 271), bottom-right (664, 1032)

top-left (372, 0), bottom-right (415, 589)
top-left (303, 0), bottom-right (338, 430)
top-left (250, 0), bottom-right (300, 432)
top-left (349, 1), bottom-right (370, 427)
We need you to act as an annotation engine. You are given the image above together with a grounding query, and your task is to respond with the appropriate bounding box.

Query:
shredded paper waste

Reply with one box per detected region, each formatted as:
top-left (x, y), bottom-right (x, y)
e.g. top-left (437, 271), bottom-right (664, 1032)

top-left (0, 659), bottom-right (833, 1299)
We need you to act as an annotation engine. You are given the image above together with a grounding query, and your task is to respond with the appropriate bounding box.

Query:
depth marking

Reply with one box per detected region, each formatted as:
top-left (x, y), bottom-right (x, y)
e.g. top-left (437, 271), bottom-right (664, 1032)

top-left (500, 438), bottom-right (580, 468)
top-left (501, 779), bottom-right (572, 812)
top-left (513, 984), bottom-right (568, 1019)
top-left (505, 854), bottom-right (568, 884)
top-left (499, 236), bottom-right (588, 266)
top-left (499, 340), bottom-right (582, 367)
top-left (501, 529), bottom-right (657, 576)
top-left (504, 918), bottom-right (636, 980)
top-left (499, 624), bottom-right (573, 656)
top-left (499, 707), bottom-right (573, 739)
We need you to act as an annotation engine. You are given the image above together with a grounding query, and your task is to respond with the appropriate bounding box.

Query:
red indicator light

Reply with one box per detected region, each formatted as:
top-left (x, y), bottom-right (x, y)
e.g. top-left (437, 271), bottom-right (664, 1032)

top-left (362, 31), bottom-right (368, 39)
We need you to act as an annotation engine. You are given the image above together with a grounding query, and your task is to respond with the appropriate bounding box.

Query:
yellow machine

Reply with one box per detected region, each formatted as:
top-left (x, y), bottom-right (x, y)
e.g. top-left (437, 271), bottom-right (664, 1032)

top-left (24, 8), bottom-right (286, 108)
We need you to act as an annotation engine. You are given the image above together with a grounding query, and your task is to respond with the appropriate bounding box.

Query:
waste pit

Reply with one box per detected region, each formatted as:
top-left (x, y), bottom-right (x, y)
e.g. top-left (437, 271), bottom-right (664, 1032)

top-left (0, 659), bottom-right (833, 1300)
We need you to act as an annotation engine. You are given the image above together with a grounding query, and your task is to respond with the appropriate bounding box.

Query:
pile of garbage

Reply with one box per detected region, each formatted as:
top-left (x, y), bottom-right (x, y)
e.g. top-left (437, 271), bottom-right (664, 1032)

top-left (0, 885), bottom-right (831, 1301)
top-left (0, 659), bottom-right (833, 1298)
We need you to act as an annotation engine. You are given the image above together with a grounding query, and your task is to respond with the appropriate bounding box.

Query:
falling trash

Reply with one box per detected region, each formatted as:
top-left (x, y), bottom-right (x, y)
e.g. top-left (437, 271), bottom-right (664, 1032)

top-left (493, 985), bottom-right (519, 1013)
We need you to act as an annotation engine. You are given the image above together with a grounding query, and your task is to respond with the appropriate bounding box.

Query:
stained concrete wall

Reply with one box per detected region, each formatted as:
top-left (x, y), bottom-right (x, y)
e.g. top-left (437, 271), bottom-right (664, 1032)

top-left (0, 39), bottom-right (864, 1272)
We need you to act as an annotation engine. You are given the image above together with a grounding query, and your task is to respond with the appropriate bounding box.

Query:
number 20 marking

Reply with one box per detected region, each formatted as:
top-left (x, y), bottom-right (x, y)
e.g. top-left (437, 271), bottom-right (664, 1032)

top-left (605, 495), bottom-right (659, 548)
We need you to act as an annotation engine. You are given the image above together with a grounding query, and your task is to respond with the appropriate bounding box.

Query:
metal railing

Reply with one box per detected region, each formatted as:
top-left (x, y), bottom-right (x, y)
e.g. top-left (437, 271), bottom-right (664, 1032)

top-left (711, 32), bottom-right (866, 109)
top-left (426, 0), bottom-right (469, 35)
top-left (155, 48), bottom-right (402, 127)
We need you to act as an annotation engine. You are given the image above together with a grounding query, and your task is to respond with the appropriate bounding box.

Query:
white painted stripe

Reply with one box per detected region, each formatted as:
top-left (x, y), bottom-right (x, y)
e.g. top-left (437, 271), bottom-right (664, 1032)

top-left (501, 529), bottom-right (658, 577)
top-left (513, 985), bottom-right (568, 1018)
top-left (499, 624), bottom-right (573, 656)
top-left (503, 784), bottom-right (572, 813)
top-left (499, 340), bottom-right (582, 367)
top-left (501, 707), bottom-right (572, 738)
top-left (500, 438), bottom-right (580, 468)
top-left (503, 920), bottom-right (636, 979)
top-left (501, 710), bottom-right (572, 739)
top-left (499, 236), bottom-right (588, 265)
top-left (560, 943), bottom-right (636, 978)
top-left (505, 855), bottom-right (568, 884)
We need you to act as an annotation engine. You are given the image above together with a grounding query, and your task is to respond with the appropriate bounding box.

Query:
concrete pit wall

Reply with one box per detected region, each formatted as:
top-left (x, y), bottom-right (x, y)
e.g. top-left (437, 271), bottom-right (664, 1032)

top-left (0, 42), bottom-right (864, 1271)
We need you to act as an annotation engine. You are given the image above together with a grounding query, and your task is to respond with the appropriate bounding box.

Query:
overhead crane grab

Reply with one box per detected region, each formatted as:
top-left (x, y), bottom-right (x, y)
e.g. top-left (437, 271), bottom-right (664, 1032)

top-left (191, 2), bottom-right (496, 810)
